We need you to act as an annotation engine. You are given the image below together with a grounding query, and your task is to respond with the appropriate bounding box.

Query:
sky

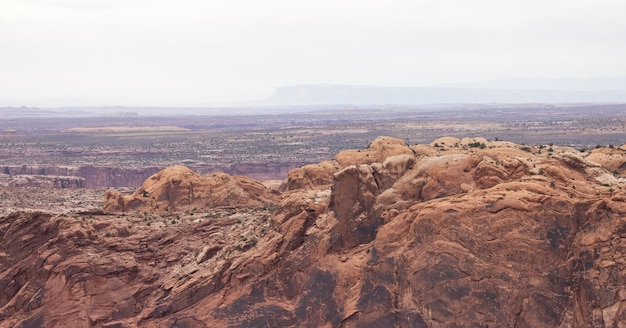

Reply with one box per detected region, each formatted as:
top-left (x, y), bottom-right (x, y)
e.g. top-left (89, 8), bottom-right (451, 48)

top-left (1, 0), bottom-right (625, 106)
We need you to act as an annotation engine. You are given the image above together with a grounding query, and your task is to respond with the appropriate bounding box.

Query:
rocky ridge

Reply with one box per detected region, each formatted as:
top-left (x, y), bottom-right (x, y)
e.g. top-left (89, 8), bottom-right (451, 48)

top-left (2, 136), bottom-right (626, 327)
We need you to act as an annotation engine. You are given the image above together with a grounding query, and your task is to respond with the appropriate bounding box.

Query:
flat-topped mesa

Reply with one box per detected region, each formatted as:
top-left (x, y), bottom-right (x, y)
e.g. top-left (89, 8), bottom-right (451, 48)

top-left (103, 165), bottom-right (279, 212)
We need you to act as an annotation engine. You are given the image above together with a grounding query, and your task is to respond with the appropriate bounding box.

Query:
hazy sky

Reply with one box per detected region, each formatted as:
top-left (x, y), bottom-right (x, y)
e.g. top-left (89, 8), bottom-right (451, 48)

top-left (1, 0), bottom-right (625, 106)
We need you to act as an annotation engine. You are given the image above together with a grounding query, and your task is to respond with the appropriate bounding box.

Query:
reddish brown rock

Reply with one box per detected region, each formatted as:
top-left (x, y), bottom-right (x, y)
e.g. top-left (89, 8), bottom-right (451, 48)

top-left (103, 165), bottom-right (279, 212)
top-left (279, 160), bottom-right (339, 191)
top-left (586, 147), bottom-right (626, 175)
top-left (334, 136), bottom-right (415, 167)
top-left (2, 137), bottom-right (626, 327)
top-left (280, 136), bottom-right (414, 192)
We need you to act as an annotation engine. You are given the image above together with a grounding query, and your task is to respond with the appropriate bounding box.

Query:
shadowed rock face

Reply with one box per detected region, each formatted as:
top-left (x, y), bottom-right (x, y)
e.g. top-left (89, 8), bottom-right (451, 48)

top-left (2, 136), bottom-right (626, 327)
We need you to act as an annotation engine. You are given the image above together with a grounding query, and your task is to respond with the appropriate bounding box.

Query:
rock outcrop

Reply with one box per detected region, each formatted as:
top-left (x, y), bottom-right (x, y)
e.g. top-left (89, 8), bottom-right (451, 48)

top-left (2, 136), bottom-right (626, 327)
top-left (103, 165), bottom-right (279, 212)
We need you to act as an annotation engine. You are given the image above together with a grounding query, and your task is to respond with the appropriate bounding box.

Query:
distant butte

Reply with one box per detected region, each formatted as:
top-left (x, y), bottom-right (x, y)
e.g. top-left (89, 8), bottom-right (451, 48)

top-left (2, 136), bottom-right (626, 327)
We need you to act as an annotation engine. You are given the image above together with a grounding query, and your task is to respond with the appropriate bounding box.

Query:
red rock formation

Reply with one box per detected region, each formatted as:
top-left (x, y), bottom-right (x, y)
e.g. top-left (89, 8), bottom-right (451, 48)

top-left (103, 165), bottom-right (279, 212)
top-left (2, 136), bottom-right (626, 327)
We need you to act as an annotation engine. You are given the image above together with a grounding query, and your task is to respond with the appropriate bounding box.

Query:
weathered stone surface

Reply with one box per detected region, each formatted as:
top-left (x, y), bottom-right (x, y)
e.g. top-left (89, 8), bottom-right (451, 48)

top-left (2, 137), bottom-right (626, 327)
top-left (103, 165), bottom-right (279, 212)
top-left (279, 160), bottom-right (339, 191)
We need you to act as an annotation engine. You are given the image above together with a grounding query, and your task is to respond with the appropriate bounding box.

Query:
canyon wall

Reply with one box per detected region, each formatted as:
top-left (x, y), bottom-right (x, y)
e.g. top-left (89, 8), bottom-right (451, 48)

top-left (0, 174), bottom-right (84, 188)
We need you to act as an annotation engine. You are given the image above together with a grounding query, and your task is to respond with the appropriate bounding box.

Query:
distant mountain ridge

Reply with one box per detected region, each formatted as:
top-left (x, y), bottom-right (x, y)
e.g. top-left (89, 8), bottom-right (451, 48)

top-left (440, 76), bottom-right (626, 91)
top-left (3, 77), bottom-right (625, 111)
top-left (265, 77), bottom-right (626, 105)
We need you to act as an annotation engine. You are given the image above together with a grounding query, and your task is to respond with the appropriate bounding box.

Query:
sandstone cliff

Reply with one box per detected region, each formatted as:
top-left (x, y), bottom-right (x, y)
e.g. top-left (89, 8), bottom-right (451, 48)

top-left (2, 136), bottom-right (626, 327)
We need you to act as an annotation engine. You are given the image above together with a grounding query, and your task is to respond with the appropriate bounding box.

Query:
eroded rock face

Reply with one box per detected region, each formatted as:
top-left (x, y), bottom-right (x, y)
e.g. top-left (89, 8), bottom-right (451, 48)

top-left (103, 165), bottom-right (279, 212)
top-left (279, 160), bottom-right (339, 192)
top-left (2, 136), bottom-right (626, 327)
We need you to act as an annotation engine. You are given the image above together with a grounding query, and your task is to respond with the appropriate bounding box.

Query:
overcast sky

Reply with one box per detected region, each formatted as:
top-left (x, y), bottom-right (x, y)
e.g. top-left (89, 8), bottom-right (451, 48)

top-left (1, 0), bottom-right (625, 106)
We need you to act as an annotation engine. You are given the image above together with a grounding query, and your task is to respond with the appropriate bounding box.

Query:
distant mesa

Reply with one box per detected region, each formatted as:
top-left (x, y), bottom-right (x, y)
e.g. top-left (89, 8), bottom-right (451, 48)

top-left (264, 78), bottom-right (626, 105)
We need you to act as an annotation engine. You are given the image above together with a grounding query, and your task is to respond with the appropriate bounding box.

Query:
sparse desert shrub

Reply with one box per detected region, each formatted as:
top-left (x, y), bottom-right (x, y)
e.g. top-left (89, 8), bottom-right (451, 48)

top-left (263, 203), bottom-right (277, 212)
top-left (468, 141), bottom-right (485, 149)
